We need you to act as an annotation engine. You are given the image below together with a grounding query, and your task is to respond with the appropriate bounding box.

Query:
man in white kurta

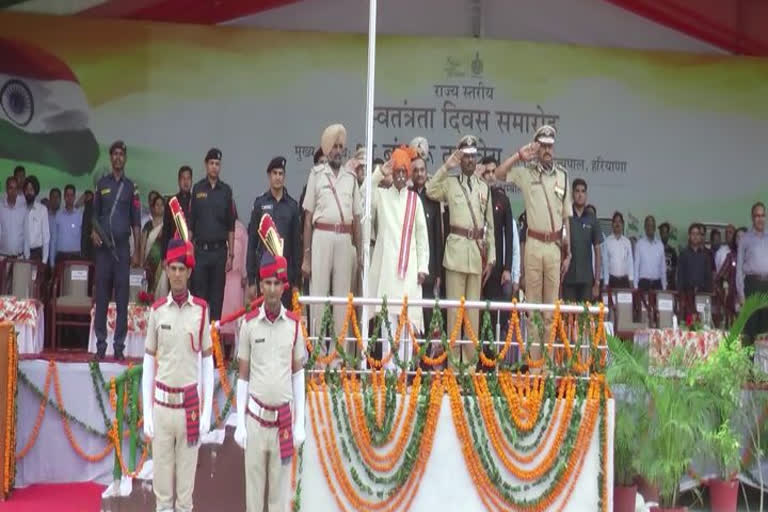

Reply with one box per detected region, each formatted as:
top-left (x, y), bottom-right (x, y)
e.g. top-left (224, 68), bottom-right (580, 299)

top-left (368, 147), bottom-right (429, 370)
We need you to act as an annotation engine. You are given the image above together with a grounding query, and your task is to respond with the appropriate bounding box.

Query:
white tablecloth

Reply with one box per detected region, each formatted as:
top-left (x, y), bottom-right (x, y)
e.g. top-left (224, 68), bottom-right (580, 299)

top-left (0, 296), bottom-right (45, 354)
top-left (87, 302), bottom-right (150, 358)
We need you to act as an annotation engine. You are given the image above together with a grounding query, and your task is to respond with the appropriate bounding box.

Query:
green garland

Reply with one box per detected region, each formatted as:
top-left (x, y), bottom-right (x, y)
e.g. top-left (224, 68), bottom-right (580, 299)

top-left (361, 371), bottom-right (398, 446)
top-left (292, 445), bottom-right (304, 512)
top-left (327, 375), bottom-right (433, 497)
top-left (89, 362), bottom-right (112, 433)
top-left (461, 374), bottom-right (589, 507)
top-left (17, 370), bottom-right (111, 440)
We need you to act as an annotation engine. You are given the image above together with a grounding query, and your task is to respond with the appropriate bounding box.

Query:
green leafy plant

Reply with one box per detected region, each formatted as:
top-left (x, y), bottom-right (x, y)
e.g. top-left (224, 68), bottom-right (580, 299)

top-left (607, 336), bottom-right (714, 507)
top-left (691, 294), bottom-right (765, 480)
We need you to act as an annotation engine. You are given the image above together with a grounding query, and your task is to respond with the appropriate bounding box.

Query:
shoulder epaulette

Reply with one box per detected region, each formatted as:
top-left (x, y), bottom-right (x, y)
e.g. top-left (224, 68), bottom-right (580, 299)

top-left (191, 296), bottom-right (208, 309)
top-left (151, 297), bottom-right (168, 310)
top-left (285, 310), bottom-right (300, 323)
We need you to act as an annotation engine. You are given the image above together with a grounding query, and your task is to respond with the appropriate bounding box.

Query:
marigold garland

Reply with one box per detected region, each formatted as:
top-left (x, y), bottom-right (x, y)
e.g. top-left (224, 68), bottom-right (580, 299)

top-left (3, 327), bottom-right (19, 496)
top-left (14, 360), bottom-right (53, 461)
top-left (211, 323), bottom-right (236, 408)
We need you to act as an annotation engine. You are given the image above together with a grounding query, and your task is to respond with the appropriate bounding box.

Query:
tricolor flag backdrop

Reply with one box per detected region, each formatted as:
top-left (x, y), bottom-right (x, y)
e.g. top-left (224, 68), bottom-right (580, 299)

top-left (0, 37), bottom-right (98, 176)
top-left (0, 11), bottom-right (767, 238)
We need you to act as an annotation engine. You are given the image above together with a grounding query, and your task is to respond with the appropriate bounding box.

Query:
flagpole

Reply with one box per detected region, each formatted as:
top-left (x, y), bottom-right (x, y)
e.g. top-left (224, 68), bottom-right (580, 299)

top-left (360, 0), bottom-right (377, 369)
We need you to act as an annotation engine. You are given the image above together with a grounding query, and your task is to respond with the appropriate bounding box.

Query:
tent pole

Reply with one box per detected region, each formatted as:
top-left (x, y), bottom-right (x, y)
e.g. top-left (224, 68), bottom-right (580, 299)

top-left (360, 0), bottom-right (377, 368)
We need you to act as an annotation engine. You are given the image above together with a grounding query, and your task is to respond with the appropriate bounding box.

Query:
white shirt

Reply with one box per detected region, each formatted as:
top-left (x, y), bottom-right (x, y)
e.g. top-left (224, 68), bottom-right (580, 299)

top-left (0, 196), bottom-right (28, 256)
top-left (510, 220), bottom-right (521, 284)
top-left (24, 201), bottom-right (50, 264)
top-left (714, 245), bottom-right (731, 274)
top-left (633, 235), bottom-right (667, 289)
top-left (603, 234), bottom-right (634, 283)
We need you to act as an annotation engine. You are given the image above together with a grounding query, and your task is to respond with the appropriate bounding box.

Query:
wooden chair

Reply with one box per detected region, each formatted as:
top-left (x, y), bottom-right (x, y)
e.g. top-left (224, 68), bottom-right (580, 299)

top-left (128, 268), bottom-right (146, 303)
top-left (4, 259), bottom-right (47, 300)
top-left (655, 291), bottom-right (677, 329)
top-left (609, 288), bottom-right (649, 339)
top-left (50, 260), bottom-right (94, 351)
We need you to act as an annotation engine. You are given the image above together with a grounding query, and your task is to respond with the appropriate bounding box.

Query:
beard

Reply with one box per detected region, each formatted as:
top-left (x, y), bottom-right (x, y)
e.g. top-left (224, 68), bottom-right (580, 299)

top-left (25, 193), bottom-right (36, 205)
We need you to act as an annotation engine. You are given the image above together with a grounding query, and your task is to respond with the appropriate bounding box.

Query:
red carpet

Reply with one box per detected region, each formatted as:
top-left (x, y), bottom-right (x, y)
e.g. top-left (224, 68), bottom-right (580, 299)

top-left (0, 482), bottom-right (105, 512)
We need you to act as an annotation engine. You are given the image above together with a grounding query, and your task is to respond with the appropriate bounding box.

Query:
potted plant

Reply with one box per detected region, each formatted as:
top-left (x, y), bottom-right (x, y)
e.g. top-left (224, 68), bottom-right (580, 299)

top-left (613, 394), bottom-right (648, 512)
top-left (691, 296), bottom-right (765, 512)
top-left (608, 336), bottom-right (714, 511)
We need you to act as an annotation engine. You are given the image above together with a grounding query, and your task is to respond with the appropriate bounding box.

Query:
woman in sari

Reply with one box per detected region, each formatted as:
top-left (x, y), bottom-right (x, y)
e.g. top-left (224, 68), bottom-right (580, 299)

top-left (140, 194), bottom-right (167, 296)
top-left (715, 227), bottom-right (747, 328)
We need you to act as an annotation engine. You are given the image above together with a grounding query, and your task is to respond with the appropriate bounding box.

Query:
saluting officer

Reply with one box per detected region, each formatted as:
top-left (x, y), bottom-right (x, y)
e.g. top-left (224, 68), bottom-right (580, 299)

top-left (426, 135), bottom-right (496, 367)
top-left (495, 125), bottom-right (572, 360)
top-left (189, 148), bottom-right (235, 322)
top-left (142, 238), bottom-right (214, 512)
top-left (235, 217), bottom-right (306, 512)
top-left (92, 140), bottom-right (141, 360)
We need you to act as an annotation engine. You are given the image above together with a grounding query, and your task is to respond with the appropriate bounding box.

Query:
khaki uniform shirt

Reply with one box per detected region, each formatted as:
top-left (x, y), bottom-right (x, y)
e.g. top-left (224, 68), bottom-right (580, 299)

top-left (425, 165), bottom-right (496, 274)
top-left (506, 163), bottom-right (572, 234)
top-left (145, 292), bottom-right (212, 388)
top-left (302, 163), bottom-right (362, 225)
top-left (237, 305), bottom-right (306, 406)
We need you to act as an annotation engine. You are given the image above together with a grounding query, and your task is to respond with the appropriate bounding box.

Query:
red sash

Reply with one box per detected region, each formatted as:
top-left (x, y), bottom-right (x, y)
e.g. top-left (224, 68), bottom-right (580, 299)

top-left (155, 381), bottom-right (200, 446)
top-left (397, 190), bottom-right (418, 280)
top-left (249, 395), bottom-right (294, 462)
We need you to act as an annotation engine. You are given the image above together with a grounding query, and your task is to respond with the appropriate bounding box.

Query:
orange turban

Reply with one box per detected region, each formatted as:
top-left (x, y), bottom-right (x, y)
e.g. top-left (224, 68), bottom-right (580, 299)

top-left (391, 146), bottom-right (418, 177)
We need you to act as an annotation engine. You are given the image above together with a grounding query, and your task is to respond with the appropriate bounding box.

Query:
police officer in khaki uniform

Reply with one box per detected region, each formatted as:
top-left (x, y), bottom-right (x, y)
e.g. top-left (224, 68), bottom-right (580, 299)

top-left (495, 125), bottom-right (572, 359)
top-left (426, 135), bottom-right (496, 366)
top-left (234, 231), bottom-right (306, 512)
top-left (142, 238), bottom-right (215, 512)
top-left (301, 124), bottom-right (362, 355)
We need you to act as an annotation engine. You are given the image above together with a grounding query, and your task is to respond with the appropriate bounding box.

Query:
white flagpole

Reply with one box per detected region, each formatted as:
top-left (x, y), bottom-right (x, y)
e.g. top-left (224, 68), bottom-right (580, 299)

top-left (360, 0), bottom-right (377, 368)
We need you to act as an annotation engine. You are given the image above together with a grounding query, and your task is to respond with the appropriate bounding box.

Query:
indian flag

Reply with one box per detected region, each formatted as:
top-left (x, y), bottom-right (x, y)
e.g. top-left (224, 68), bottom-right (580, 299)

top-left (0, 37), bottom-right (99, 176)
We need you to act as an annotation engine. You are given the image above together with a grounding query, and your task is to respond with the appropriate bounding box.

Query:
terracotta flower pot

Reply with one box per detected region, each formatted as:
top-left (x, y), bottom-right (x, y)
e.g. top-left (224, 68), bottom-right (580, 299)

top-left (635, 475), bottom-right (660, 503)
top-left (613, 484), bottom-right (637, 512)
top-left (709, 478), bottom-right (738, 512)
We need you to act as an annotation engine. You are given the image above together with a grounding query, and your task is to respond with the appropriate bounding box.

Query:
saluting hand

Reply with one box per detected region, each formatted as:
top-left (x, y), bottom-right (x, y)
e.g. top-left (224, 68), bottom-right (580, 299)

top-left (517, 142), bottom-right (539, 162)
top-left (445, 149), bottom-right (462, 169)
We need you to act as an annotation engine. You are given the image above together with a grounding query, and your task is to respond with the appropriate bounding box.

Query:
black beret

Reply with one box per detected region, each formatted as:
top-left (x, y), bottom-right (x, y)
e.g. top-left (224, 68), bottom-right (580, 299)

top-left (205, 148), bottom-right (222, 162)
top-left (267, 156), bottom-right (287, 173)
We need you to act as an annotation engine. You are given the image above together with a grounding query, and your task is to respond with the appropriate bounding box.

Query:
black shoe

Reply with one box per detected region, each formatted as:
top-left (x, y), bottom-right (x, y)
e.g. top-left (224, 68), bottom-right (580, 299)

top-left (114, 349), bottom-right (125, 361)
top-left (94, 349), bottom-right (106, 361)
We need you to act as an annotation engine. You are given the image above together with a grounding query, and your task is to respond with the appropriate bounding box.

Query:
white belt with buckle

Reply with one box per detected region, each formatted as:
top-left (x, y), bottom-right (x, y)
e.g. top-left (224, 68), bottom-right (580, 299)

top-left (247, 396), bottom-right (278, 422)
top-left (154, 386), bottom-right (185, 406)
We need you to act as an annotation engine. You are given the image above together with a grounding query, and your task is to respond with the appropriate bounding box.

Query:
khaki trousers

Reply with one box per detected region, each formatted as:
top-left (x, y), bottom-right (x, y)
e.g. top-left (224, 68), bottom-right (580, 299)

top-left (523, 238), bottom-right (562, 357)
top-left (245, 416), bottom-right (290, 512)
top-left (310, 229), bottom-right (356, 359)
top-left (445, 269), bottom-right (481, 366)
top-left (152, 405), bottom-right (200, 512)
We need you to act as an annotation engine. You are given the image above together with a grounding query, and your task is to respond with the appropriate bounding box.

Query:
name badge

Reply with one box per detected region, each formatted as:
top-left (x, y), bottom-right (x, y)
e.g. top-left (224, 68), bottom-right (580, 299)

top-left (160, 324), bottom-right (172, 330)
top-left (263, 204), bottom-right (273, 211)
top-left (100, 188), bottom-right (111, 195)
top-left (196, 192), bottom-right (207, 199)
top-left (253, 338), bottom-right (265, 344)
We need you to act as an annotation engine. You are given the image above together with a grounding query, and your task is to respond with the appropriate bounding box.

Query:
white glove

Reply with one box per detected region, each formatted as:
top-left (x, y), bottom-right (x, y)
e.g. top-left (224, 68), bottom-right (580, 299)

top-left (292, 369), bottom-right (306, 448)
top-left (199, 355), bottom-right (214, 436)
top-left (234, 378), bottom-right (248, 450)
top-left (142, 353), bottom-right (155, 440)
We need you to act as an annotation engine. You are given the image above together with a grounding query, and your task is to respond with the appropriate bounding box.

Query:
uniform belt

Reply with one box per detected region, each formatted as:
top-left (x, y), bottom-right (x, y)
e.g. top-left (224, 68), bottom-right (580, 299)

top-left (314, 222), bottom-right (352, 235)
top-left (449, 225), bottom-right (483, 241)
top-left (246, 395), bottom-right (281, 425)
top-left (527, 228), bottom-right (561, 243)
top-left (194, 240), bottom-right (227, 251)
top-left (154, 382), bottom-right (191, 408)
